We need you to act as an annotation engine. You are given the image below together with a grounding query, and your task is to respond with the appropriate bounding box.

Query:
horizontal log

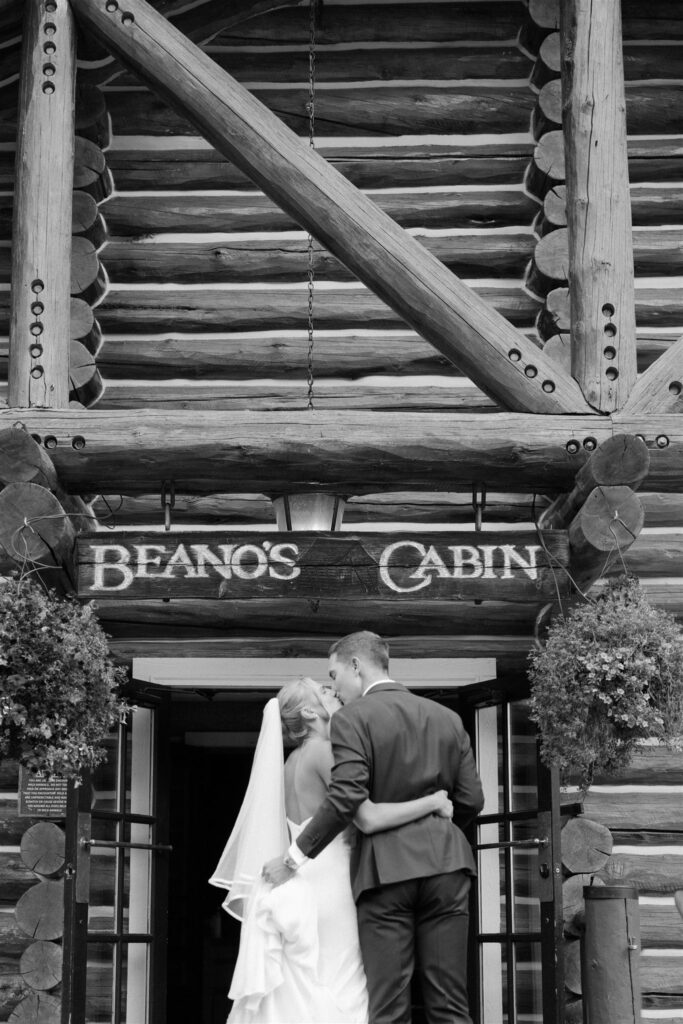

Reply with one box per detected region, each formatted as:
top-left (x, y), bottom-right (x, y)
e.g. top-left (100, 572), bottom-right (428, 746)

top-left (523, 0), bottom-right (683, 45)
top-left (0, 856), bottom-right (39, 906)
top-left (110, 43), bottom-right (533, 87)
top-left (94, 382), bottom-right (499, 413)
top-left (592, 744), bottom-right (683, 786)
top-left (102, 188), bottom-right (539, 237)
top-left (69, 340), bottom-right (102, 408)
top-left (640, 901), bottom-right (683, 949)
top-left (542, 184), bottom-right (683, 232)
top-left (93, 140), bottom-right (536, 192)
top-left (101, 231), bottom-right (535, 284)
top-left (213, 3), bottom-right (528, 46)
top-left (599, 850), bottom-right (683, 897)
top-left (97, 83), bottom-right (537, 139)
top-left (95, 596), bottom-right (540, 635)
top-left (86, 490), bottom-right (683, 533)
top-left (89, 491), bottom-right (542, 527)
top-left (625, 335), bottom-right (683, 417)
top-left (106, 632), bottom-right (532, 672)
top-left (641, 955), bottom-right (683, 997)
top-left (540, 284), bottom-right (683, 333)
top-left (1, 409), bottom-right (682, 494)
top-left (528, 132), bottom-right (683, 199)
top-left (583, 791), bottom-right (683, 832)
top-left (36, 283), bottom-right (541, 333)
top-left (90, 329), bottom-right (679, 382)
top-left (562, 817), bottom-right (613, 873)
top-left (530, 228), bottom-right (683, 297)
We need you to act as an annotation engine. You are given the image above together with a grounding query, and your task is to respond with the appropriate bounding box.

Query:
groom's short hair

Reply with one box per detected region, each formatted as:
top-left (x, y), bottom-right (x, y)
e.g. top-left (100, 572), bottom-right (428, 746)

top-left (329, 631), bottom-right (389, 671)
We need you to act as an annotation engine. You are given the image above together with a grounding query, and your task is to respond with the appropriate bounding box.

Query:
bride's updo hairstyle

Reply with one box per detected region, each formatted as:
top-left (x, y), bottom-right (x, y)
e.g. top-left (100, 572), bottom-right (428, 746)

top-left (277, 676), bottom-right (326, 747)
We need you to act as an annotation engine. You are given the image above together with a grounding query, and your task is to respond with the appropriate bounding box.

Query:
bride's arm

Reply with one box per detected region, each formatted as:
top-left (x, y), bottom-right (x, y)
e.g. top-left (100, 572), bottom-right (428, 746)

top-left (353, 791), bottom-right (452, 835)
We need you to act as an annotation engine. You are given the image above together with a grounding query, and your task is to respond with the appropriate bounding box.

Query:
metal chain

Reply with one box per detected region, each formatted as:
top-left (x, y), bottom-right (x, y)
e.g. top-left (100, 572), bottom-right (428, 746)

top-left (306, 0), bottom-right (317, 409)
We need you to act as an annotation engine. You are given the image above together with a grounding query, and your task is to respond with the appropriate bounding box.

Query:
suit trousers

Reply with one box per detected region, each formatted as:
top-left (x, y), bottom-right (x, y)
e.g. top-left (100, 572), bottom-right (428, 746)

top-left (356, 869), bottom-right (473, 1024)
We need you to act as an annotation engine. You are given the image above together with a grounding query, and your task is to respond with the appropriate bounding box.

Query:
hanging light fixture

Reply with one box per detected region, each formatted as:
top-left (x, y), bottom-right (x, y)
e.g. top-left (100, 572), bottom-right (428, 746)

top-left (273, 493), bottom-right (345, 531)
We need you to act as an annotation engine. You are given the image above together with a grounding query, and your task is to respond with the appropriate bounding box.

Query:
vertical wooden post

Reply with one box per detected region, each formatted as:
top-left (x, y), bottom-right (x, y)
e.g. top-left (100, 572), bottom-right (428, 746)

top-left (582, 885), bottom-right (642, 1023)
top-left (9, 0), bottom-right (75, 408)
top-left (560, 0), bottom-right (637, 413)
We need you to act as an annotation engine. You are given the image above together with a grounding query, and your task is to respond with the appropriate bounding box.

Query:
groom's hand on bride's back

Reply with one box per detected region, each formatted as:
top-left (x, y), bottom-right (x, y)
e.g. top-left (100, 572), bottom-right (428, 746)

top-left (262, 855), bottom-right (296, 887)
top-left (432, 790), bottom-right (454, 819)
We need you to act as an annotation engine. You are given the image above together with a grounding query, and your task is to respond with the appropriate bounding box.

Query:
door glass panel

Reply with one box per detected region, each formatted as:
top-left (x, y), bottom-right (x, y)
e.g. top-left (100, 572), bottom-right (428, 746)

top-left (475, 700), bottom-right (558, 1024)
top-left (80, 708), bottom-right (157, 1024)
top-left (510, 701), bottom-right (538, 812)
top-left (85, 942), bottom-right (115, 1024)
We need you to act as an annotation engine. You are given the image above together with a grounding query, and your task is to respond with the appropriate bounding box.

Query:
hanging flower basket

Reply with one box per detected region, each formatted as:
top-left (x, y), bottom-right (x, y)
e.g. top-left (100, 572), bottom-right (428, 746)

top-left (0, 577), bottom-right (128, 779)
top-left (528, 576), bottom-right (683, 789)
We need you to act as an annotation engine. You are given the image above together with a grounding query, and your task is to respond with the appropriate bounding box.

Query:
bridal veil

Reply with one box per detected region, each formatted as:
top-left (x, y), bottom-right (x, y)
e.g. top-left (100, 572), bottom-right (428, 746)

top-left (209, 697), bottom-right (289, 920)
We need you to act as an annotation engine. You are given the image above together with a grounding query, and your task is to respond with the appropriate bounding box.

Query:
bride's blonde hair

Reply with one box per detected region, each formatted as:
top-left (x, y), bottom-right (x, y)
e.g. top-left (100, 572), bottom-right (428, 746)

top-left (277, 676), bottom-right (327, 747)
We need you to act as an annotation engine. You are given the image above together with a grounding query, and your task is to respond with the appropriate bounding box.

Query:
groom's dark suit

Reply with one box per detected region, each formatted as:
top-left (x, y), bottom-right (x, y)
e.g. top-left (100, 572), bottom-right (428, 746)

top-left (294, 681), bottom-right (484, 1024)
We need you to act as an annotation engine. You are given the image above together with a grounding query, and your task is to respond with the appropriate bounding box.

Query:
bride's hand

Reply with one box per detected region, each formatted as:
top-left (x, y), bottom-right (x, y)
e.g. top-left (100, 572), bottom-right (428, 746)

top-left (262, 855), bottom-right (296, 887)
top-left (431, 790), bottom-right (453, 819)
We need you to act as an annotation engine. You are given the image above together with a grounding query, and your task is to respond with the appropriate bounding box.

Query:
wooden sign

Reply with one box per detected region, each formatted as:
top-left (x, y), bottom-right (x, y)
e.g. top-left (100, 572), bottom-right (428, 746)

top-left (76, 531), bottom-right (569, 603)
top-left (18, 767), bottom-right (69, 819)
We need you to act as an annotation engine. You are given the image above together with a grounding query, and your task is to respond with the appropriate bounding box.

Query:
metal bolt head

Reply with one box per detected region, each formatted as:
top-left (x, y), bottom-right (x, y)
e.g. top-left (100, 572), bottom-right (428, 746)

top-left (656, 435), bottom-right (670, 448)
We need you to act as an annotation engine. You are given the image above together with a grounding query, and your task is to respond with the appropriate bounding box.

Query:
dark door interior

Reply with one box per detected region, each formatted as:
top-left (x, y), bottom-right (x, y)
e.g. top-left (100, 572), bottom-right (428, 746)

top-left (167, 742), bottom-right (255, 1024)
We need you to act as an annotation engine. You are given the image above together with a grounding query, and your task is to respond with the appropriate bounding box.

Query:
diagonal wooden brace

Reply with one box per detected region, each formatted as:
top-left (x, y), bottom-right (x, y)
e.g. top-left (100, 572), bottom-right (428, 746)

top-left (68, 0), bottom-right (593, 415)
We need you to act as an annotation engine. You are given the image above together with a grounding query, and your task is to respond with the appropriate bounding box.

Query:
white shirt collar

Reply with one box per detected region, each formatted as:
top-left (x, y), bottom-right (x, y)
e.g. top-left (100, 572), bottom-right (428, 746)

top-left (362, 678), bottom-right (394, 696)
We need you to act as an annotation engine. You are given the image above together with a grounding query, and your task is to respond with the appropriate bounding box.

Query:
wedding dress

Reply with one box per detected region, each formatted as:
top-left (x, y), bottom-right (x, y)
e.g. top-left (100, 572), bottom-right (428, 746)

top-left (210, 698), bottom-right (368, 1024)
top-left (226, 819), bottom-right (368, 1023)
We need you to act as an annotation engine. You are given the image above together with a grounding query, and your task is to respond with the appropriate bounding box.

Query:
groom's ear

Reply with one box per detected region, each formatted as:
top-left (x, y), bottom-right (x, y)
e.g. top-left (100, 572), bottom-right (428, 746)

top-left (301, 707), bottom-right (318, 721)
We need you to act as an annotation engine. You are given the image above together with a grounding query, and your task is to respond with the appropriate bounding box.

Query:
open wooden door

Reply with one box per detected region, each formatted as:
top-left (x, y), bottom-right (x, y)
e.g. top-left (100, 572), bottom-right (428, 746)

top-left (62, 692), bottom-right (171, 1024)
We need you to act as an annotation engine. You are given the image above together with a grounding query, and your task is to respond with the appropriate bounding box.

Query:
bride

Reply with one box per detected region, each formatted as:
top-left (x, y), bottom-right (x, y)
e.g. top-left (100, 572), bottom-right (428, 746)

top-left (210, 676), bottom-right (453, 1024)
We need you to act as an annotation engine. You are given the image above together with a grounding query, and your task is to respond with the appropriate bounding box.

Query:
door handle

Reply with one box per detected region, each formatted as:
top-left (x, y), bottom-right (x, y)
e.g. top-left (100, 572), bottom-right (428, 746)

top-left (476, 837), bottom-right (548, 851)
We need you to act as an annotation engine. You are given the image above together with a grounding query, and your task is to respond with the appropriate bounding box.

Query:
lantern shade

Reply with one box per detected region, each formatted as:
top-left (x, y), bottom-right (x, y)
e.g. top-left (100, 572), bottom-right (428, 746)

top-left (273, 493), bottom-right (345, 531)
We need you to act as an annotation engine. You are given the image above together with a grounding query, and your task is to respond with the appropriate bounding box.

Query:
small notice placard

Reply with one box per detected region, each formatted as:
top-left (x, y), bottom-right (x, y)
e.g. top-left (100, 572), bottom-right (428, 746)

top-left (18, 767), bottom-right (68, 819)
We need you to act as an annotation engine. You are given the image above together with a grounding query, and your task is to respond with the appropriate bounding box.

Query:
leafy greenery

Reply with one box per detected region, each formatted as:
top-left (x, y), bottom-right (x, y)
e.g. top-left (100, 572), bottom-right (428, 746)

top-left (529, 576), bottom-right (683, 789)
top-left (0, 578), bottom-right (128, 779)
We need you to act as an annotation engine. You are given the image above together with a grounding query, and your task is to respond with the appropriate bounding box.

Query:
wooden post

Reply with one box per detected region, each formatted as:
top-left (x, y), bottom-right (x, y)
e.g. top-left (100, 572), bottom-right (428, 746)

top-left (68, 0), bottom-right (592, 416)
top-left (582, 886), bottom-right (642, 1023)
top-left (9, 0), bottom-right (75, 409)
top-left (560, 0), bottom-right (637, 413)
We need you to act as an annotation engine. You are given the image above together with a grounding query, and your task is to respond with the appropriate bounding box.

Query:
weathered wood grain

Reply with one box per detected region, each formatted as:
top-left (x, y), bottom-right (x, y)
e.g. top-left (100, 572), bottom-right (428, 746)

top-left (97, 140), bottom-right (535, 192)
top-left (70, 0), bottom-right (590, 415)
top-left (540, 434), bottom-right (649, 530)
top-left (529, 132), bottom-right (683, 200)
top-left (102, 188), bottom-right (539, 237)
top-left (9, 0), bottom-right (75, 408)
top-left (45, 283), bottom-right (542, 334)
top-left (76, 528), bottom-right (569, 602)
top-left (110, 43), bottom-right (532, 87)
top-left (541, 184), bottom-right (683, 232)
top-left (15, 882), bottom-right (64, 941)
top-left (560, 0), bottom-right (637, 412)
top-left (19, 825), bottom-right (64, 879)
top-left (531, 228), bottom-right (683, 297)
top-left (94, 382), bottom-right (499, 413)
top-left (101, 230), bottom-right (535, 284)
top-left (18, 942), bottom-right (61, 992)
top-left (567, 486), bottom-right (644, 591)
top-left (90, 329), bottom-right (677, 382)
top-left (584, 792), bottom-right (683, 832)
top-left (562, 817), bottom-right (613, 874)
top-left (624, 336), bottom-right (683, 416)
top-left (0, 409), bottom-right (682, 494)
top-left (99, 83), bottom-right (537, 138)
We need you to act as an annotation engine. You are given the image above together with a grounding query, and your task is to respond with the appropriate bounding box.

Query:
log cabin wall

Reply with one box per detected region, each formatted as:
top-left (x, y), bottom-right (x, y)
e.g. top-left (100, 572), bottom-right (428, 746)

top-left (1, 0), bottom-right (683, 1021)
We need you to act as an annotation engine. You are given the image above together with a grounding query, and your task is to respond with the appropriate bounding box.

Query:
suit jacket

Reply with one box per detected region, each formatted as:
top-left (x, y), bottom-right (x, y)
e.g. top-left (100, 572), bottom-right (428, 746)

top-left (295, 682), bottom-right (485, 901)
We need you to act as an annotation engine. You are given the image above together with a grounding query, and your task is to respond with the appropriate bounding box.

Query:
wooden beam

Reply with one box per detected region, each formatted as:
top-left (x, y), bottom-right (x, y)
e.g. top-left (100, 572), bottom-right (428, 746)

top-left (70, 0), bottom-right (591, 415)
top-left (1, 409), bottom-right (682, 495)
top-left (540, 434), bottom-right (649, 530)
top-left (623, 336), bottom-right (683, 416)
top-left (9, 0), bottom-right (75, 409)
top-left (566, 485), bottom-right (644, 593)
top-left (560, 0), bottom-right (637, 412)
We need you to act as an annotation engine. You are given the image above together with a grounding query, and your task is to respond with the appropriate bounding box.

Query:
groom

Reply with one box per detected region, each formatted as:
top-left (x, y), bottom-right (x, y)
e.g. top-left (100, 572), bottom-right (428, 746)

top-left (263, 630), bottom-right (484, 1023)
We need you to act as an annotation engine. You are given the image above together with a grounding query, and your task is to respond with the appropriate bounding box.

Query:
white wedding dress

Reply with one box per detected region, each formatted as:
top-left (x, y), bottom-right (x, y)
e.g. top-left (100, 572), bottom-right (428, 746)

top-left (226, 818), bottom-right (369, 1024)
